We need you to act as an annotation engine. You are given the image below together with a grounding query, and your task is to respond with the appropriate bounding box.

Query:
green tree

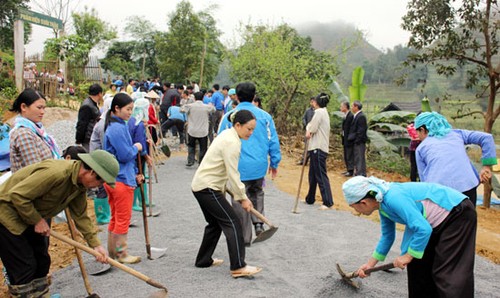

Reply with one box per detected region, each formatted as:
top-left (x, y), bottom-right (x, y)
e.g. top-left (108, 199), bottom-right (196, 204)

top-left (72, 7), bottom-right (116, 51)
top-left (124, 16), bottom-right (159, 80)
top-left (0, 0), bottom-right (32, 51)
top-left (402, 0), bottom-right (499, 133)
top-left (228, 24), bottom-right (338, 133)
top-left (44, 34), bottom-right (91, 64)
top-left (402, 0), bottom-right (499, 207)
top-left (155, 0), bottom-right (223, 85)
top-left (99, 41), bottom-right (137, 79)
top-left (196, 8), bottom-right (223, 87)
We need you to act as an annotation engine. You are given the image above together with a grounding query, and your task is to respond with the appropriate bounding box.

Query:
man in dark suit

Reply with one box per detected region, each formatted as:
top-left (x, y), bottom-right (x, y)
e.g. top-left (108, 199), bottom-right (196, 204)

top-left (348, 101), bottom-right (368, 176)
top-left (340, 101), bottom-right (354, 176)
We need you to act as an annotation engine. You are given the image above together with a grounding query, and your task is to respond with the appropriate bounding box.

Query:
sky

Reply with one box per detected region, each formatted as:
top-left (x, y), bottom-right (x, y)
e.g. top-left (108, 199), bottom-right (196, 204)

top-left (25, 0), bottom-right (411, 56)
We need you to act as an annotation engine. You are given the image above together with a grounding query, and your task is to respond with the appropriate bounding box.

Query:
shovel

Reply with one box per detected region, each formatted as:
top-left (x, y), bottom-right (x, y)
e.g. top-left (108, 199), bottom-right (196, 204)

top-left (158, 124), bottom-right (171, 157)
top-left (250, 208), bottom-right (278, 244)
top-left (50, 230), bottom-right (168, 298)
top-left (64, 209), bottom-right (101, 298)
top-left (292, 138), bottom-right (308, 214)
top-left (138, 153), bottom-right (167, 260)
top-left (336, 262), bottom-right (395, 289)
top-left (85, 261), bottom-right (111, 276)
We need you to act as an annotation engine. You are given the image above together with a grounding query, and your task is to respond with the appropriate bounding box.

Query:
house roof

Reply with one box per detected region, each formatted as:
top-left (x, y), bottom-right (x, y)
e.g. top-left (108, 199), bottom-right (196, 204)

top-left (380, 101), bottom-right (421, 113)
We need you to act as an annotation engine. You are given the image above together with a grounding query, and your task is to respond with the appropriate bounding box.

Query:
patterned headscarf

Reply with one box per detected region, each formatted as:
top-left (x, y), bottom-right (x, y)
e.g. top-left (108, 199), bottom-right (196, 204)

top-left (414, 112), bottom-right (452, 138)
top-left (342, 176), bottom-right (390, 205)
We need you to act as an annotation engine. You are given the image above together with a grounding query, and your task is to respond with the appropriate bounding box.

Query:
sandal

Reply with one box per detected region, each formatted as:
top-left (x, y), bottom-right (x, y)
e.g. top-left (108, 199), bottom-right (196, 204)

top-left (230, 265), bottom-right (262, 278)
top-left (211, 258), bottom-right (224, 267)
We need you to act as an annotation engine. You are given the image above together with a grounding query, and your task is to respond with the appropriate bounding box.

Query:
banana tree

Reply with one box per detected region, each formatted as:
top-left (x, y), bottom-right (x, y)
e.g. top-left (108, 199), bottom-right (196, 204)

top-left (348, 66), bottom-right (367, 102)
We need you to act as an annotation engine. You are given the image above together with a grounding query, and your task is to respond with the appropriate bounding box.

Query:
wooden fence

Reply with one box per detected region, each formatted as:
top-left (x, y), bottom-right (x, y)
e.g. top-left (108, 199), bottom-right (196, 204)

top-left (22, 55), bottom-right (103, 98)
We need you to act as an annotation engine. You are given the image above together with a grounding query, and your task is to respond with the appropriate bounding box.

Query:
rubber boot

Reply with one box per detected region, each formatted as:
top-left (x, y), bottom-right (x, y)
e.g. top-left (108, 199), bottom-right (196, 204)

top-left (115, 233), bottom-right (141, 264)
top-left (108, 232), bottom-right (116, 259)
top-left (9, 276), bottom-right (50, 298)
top-left (132, 185), bottom-right (150, 212)
top-left (94, 197), bottom-right (111, 225)
top-left (32, 277), bottom-right (50, 298)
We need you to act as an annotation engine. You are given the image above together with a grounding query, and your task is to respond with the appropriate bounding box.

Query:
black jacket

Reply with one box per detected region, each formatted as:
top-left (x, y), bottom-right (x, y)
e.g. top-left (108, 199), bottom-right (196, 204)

top-left (348, 111), bottom-right (368, 144)
top-left (76, 97), bottom-right (101, 144)
top-left (342, 111), bottom-right (354, 145)
top-left (302, 107), bottom-right (315, 129)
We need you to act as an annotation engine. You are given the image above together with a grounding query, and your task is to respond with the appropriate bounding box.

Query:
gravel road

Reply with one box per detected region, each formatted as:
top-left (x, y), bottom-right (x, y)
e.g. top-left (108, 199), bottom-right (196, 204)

top-left (48, 151), bottom-right (500, 298)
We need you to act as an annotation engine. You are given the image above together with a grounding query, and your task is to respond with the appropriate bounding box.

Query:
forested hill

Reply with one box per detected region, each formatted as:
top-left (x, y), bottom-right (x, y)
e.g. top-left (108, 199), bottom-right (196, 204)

top-left (296, 21), bottom-right (384, 83)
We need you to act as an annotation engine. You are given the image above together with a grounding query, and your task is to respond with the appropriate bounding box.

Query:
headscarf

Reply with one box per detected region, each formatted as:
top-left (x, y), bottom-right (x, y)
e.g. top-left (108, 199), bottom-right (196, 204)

top-left (131, 91), bottom-right (149, 125)
top-left (11, 116), bottom-right (61, 159)
top-left (414, 112), bottom-right (452, 138)
top-left (342, 176), bottom-right (390, 205)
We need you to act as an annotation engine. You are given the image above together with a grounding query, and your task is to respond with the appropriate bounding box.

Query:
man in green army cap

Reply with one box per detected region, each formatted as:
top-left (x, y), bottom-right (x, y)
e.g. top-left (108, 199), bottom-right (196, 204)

top-left (0, 149), bottom-right (119, 298)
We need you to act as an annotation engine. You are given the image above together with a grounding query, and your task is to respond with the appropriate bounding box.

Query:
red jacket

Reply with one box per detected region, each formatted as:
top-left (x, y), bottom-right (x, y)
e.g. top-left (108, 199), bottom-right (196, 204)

top-left (148, 104), bottom-right (159, 125)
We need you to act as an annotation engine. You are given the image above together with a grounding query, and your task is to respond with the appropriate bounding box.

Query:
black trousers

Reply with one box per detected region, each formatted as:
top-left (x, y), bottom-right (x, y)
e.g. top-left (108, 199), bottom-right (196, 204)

top-left (187, 135), bottom-right (208, 164)
top-left (193, 189), bottom-right (246, 270)
top-left (343, 143), bottom-right (354, 173)
top-left (409, 150), bottom-right (419, 182)
top-left (212, 110), bottom-right (223, 134)
top-left (463, 186), bottom-right (477, 207)
top-left (148, 126), bottom-right (158, 145)
top-left (305, 149), bottom-right (333, 207)
top-left (161, 119), bottom-right (185, 143)
top-left (407, 199), bottom-right (476, 298)
top-left (353, 142), bottom-right (366, 176)
top-left (0, 223), bottom-right (51, 285)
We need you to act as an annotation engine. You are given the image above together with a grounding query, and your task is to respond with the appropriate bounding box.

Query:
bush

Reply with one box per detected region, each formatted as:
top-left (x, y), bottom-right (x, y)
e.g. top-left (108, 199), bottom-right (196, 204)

top-left (74, 82), bottom-right (93, 100)
top-left (0, 87), bottom-right (17, 123)
top-left (367, 151), bottom-right (410, 177)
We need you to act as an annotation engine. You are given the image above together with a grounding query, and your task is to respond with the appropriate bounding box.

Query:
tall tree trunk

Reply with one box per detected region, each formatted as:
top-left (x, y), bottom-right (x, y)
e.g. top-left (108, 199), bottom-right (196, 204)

top-left (199, 36), bottom-right (207, 87)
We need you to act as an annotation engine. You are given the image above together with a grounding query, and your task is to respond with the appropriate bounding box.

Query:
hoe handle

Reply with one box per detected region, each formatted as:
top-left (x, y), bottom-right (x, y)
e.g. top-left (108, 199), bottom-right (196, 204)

top-left (249, 208), bottom-right (275, 228)
top-left (347, 263), bottom-right (395, 279)
top-left (50, 230), bottom-right (168, 291)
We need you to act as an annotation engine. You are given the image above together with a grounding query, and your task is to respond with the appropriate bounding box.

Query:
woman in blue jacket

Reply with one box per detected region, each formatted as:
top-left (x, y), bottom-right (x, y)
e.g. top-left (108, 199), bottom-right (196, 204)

top-left (414, 112), bottom-right (496, 206)
top-left (103, 93), bottom-right (143, 264)
top-left (343, 176), bottom-right (476, 298)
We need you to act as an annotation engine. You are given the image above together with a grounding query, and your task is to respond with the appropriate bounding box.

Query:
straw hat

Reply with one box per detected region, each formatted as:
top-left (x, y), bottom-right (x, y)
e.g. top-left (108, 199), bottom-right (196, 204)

top-left (146, 90), bottom-right (160, 99)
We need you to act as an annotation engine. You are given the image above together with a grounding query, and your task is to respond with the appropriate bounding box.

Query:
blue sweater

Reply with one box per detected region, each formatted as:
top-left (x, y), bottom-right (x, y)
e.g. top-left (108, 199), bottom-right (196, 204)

top-left (104, 116), bottom-right (139, 187)
top-left (167, 106), bottom-right (186, 121)
top-left (373, 182), bottom-right (467, 261)
top-left (127, 118), bottom-right (148, 156)
top-left (218, 102), bottom-right (281, 181)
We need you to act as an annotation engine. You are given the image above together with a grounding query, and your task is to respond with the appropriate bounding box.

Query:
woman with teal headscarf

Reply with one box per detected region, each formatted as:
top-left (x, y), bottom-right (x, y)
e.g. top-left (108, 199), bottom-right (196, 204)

top-left (414, 112), bottom-right (496, 206)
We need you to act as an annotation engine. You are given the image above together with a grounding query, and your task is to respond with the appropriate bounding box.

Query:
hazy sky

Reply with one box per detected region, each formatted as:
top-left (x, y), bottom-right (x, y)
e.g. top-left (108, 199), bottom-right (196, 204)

top-left (25, 0), bottom-right (411, 55)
